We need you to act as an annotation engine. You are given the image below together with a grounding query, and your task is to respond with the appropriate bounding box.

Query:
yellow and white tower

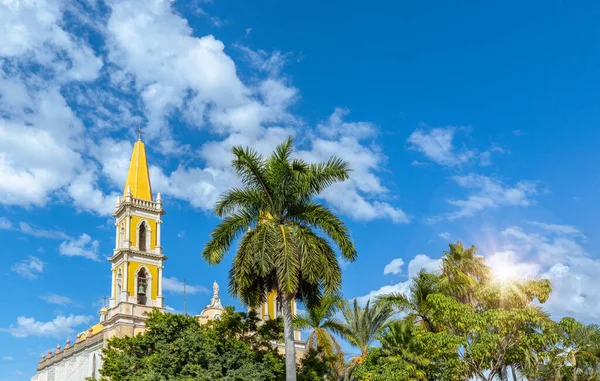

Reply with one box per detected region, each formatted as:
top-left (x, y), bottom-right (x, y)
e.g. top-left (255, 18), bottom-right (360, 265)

top-left (103, 136), bottom-right (166, 340)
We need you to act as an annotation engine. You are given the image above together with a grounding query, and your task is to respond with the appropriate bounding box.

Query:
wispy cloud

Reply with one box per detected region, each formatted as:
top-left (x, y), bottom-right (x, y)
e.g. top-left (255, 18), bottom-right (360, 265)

top-left (407, 127), bottom-right (474, 166)
top-left (440, 174), bottom-right (539, 220)
top-left (162, 277), bottom-right (208, 295)
top-left (40, 294), bottom-right (73, 306)
top-left (438, 232), bottom-right (451, 240)
top-left (11, 257), bottom-right (44, 280)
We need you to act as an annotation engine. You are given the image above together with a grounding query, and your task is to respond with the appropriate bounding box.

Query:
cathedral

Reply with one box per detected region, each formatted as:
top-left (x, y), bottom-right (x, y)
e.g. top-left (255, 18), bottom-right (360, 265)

top-left (31, 137), bottom-right (305, 381)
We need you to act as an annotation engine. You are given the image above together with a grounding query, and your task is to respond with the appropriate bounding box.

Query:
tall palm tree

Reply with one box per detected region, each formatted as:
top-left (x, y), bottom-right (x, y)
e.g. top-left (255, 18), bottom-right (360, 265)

top-left (294, 294), bottom-right (346, 376)
top-left (375, 269), bottom-right (444, 333)
top-left (441, 241), bottom-right (490, 305)
top-left (338, 299), bottom-right (394, 380)
top-left (202, 138), bottom-right (357, 381)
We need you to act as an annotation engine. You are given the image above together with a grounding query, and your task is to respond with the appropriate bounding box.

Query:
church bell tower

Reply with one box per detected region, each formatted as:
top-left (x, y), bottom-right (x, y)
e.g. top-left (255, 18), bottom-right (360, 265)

top-left (103, 135), bottom-right (166, 339)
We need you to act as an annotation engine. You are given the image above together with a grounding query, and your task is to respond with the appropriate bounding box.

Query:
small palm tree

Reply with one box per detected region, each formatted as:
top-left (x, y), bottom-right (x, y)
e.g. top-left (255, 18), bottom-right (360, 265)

top-left (202, 138), bottom-right (357, 381)
top-left (338, 299), bottom-right (394, 380)
top-left (376, 269), bottom-right (444, 332)
top-left (378, 321), bottom-right (430, 380)
top-left (294, 294), bottom-right (346, 377)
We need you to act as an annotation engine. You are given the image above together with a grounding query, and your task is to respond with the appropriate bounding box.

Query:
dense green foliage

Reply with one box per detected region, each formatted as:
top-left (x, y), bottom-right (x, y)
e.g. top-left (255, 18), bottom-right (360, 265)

top-left (95, 308), bottom-right (330, 381)
top-left (201, 137), bottom-right (357, 381)
top-left (96, 308), bottom-right (285, 380)
top-left (349, 242), bottom-right (600, 381)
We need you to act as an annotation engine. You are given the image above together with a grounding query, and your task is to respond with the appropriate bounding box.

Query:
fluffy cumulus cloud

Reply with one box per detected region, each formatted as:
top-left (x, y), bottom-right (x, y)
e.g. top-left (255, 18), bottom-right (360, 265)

top-left (58, 234), bottom-right (100, 261)
top-left (11, 256), bottom-right (44, 280)
top-left (441, 174), bottom-right (538, 220)
top-left (1, 314), bottom-right (92, 338)
top-left (298, 108), bottom-right (410, 223)
top-left (484, 223), bottom-right (600, 322)
top-left (162, 277), bottom-right (208, 295)
top-left (0, 0), bottom-right (406, 223)
top-left (383, 258), bottom-right (404, 275)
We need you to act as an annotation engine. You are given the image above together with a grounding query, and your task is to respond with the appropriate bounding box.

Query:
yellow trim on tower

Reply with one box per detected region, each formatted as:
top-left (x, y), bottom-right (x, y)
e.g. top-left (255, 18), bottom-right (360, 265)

top-left (123, 140), bottom-right (153, 201)
top-left (128, 262), bottom-right (159, 300)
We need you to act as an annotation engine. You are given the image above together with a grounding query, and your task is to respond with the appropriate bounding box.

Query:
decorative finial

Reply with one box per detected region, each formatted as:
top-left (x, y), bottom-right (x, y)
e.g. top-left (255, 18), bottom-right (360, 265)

top-left (47, 350), bottom-right (52, 356)
top-left (56, 344), bottom-right (61, 353)
top-left (65, 338), bottom-right (71, 347)
top-left (88, 326), bottom-right (94, 334)
top-left (126, 185), bottom-right (131, 196)
top-left (102, 295), bottom-right (108, 309)
top-left (41, 354), bottom-right (46, 361)
top-left (136, 127), bottom-right (144, 141)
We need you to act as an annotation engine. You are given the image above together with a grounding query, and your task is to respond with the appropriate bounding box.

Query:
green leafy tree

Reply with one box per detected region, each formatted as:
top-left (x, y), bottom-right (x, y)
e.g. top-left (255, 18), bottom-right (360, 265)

top-left (294, 294), bottom-right (346, 377)
top-left (202, 137), bottom-right (357, 381)
top-left (425, 293), bottom-right (549, 381)
top-left (96, 309), bottom-right (286, 381)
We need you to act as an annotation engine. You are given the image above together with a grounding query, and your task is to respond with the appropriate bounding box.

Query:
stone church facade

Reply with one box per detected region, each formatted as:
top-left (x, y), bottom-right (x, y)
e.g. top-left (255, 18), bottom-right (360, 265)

top-left (31, 136), bottom-right (304, 381)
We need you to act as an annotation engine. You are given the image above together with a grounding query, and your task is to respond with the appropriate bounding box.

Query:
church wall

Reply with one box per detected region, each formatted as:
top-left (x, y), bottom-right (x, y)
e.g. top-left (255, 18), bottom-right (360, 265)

top-left (32, 338), bottom-right (102, 381)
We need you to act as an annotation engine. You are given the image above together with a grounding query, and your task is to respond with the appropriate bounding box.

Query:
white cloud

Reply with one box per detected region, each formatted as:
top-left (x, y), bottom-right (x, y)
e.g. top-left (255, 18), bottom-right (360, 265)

top-left (383, 258), bottom-right (404, 275)
top-left (442, 174), bottom-right (538, 220)
top-left (528, 222), bottom-right (584, 237)
top-left (0, 217), bottom-right (12, 230)
top-left (0, 0), bottom-right (405, 225)
top-left (162, 277), bottom-right (208, 295)
top-left (18, 222), bottom-right (69, 240)
top-left (11, 256), bottom-right (44, 280)
top-left (489, 224), bottom-right (600, 322)
top-left (356, 254), bottom-right (440, 305)
top-left (298, 109), bottom-right (410, 223)
top-left (0, 0), bottom-right (102, 81)
top-left (3, 356), bottom-right (14, 361)
top-left (406, 127), bottom-right (474, 166)
top-left (236, 45), bottom-right (292, 77)
top-left (1, 314), bottom-right (92, 338)
top-left (438, 232), bottom-right (450, 240)
top-left (40, 294), bottom-right (73, 305)
top-left (58, 234), bottom-right (100, 261)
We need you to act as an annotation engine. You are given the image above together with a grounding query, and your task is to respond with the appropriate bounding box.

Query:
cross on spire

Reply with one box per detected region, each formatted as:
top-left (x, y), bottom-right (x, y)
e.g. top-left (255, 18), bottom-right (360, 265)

top-left (136, 127), bottom-right (144, 141)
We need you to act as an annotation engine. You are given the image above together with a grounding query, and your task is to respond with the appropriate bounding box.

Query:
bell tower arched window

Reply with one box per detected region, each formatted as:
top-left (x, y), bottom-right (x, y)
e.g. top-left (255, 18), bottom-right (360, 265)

top-left (137, 268), bottom-right (148, 305)
top-left (139, 223), bottom-right (147, 252)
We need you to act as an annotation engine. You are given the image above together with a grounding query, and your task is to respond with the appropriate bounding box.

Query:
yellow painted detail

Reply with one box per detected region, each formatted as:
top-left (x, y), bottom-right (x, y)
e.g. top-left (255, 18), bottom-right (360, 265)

top-left (129, 216), bottom-right (157, 250)
top-left (123, 140), bottom-right (153, 201)
top-left (265, 290), bottom-right (296, 320)
top-left (267, 291), bottom-right (276, 320)
top-left (128, 261), bottom-right (158, 300)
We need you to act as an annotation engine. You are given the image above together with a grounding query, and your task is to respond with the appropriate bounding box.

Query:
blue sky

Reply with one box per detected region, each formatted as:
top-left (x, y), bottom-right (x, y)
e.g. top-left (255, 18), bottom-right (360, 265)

top-left (1, 0), bottom-right (600, 378)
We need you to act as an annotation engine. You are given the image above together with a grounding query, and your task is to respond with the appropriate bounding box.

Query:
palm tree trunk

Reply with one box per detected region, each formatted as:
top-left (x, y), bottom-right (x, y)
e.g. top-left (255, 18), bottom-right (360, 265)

top-left (281, 293), bottom-right (297, 381)
top-left (501, 366), bottom-right (509, 381)
top-left (511, 365), bottom-right (518, 381)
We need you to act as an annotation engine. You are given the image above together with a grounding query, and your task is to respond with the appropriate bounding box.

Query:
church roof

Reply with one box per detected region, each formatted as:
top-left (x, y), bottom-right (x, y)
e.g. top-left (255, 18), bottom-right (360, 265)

top-left (123, 138), bottom-right (153, 201)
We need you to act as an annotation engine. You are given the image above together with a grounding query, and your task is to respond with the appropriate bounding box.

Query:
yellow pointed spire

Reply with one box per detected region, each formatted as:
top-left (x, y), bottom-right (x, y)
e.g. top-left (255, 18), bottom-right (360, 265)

top-left (123, 138), bottom-right (153, 201)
